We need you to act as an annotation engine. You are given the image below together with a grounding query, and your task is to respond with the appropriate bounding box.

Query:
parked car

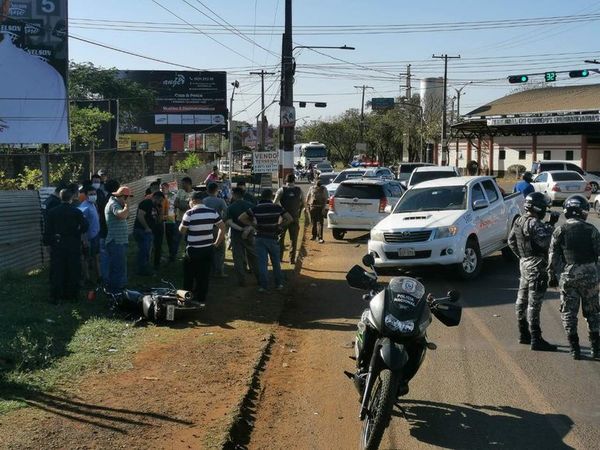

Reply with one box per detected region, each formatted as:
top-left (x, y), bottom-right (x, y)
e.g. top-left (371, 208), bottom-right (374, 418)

top-left (363, 167), bottom-right (395, 180)
top-left (531, 170), bottom-right (591, 204)
top-left (315, 162), bottom-right (334, 175)
top-left (318, 172), bottom-right (338, 186)
top-left (397, 162), bottom-right (435, 182)
top-left (327, 178), bottom-right (405, 241)
top-left (326, 168), bottom-right (367, 197)
top-left (368, 176), bottom-right (524, 279)
top-left (532, 160), bottom-right (600, 193)
top-left (406, 165), bottom-right (459, 189)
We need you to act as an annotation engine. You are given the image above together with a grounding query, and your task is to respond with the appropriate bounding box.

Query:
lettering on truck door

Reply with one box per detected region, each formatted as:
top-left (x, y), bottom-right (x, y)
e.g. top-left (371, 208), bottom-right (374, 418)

top-left (471, 182), bottom-right (494, 249)
top-left (481, 179), bottom-right (505, 244)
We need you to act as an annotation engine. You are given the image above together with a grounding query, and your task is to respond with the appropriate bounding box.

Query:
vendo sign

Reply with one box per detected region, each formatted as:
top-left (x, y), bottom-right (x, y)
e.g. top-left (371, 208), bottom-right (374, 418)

top-left (253, 151), bottom-right (279, 173)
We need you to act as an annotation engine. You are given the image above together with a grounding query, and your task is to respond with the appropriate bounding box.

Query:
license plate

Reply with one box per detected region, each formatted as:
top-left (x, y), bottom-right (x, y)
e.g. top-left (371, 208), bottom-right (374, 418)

top-left (566, 185), bottom-right (579, 191)
top-left (399, 248), bottom-right (416, 257)
top-left (166, 304), bottom-right (175, 321)
top-left (350, 204), bottom-right (365, 212)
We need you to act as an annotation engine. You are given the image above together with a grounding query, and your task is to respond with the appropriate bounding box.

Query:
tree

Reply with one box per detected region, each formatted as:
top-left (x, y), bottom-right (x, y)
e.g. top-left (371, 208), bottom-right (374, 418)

top-left (70, 105), bottom-right (113, 151)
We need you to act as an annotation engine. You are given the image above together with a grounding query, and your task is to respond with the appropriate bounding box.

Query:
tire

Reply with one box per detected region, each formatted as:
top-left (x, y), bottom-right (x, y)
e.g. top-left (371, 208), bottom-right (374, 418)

top-left (456, 238), bottom-right (482, 280)
top-left (332, 229), bottom-right (346, 240)
top-left (361, 369), bottom-right (400, 450)
top-left (591, 182), bottom-right (599, 194)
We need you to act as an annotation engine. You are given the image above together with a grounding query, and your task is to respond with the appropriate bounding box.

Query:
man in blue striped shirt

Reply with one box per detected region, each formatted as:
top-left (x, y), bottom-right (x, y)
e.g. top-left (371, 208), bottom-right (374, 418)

top-left (179, 191), bottom-right (226, 305)
top-left (239, 189), bottom-right (292, 292)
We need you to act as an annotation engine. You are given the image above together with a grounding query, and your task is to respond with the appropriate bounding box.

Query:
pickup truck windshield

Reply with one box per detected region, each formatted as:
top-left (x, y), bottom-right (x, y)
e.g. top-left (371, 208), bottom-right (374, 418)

top-left (394, 186), bottom-right (466, 212)
top-left (410, 171), bottom-right (457, 186)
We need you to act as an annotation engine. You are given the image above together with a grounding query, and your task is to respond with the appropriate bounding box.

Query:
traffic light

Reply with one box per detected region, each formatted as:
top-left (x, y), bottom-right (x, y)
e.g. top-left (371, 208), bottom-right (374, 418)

top-left (569, 69), bottom-right (589, 78)
top-left (314, 102), bottom-right (327, 108)
top-left (544, 71), bottom-right (557, 82)
top-left (508, 75), bottom-right (529, 84)
top-left (299, 101), bottom-right (307, 108)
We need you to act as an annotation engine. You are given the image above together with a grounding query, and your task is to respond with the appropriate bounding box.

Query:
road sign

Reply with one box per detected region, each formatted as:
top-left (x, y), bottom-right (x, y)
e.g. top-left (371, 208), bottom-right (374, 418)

top-left (280, 106), bottom-right (296, 128)
top-left (371, 98), bottom-right (395, 110)
top-left (253, 150), bottom-right (280, 173)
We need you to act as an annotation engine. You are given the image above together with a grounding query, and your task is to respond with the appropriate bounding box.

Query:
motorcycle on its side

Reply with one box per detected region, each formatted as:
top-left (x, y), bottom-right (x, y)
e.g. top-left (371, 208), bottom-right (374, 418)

top-left (344, 254), bottom-right (462, 450)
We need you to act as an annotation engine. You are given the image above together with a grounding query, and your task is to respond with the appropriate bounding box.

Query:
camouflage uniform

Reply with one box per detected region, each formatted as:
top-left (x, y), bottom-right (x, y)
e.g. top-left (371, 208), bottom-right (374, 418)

top-left (549, 219), bottom-right (600, 336)
top-left (508, 214), bottom-right (554, 331)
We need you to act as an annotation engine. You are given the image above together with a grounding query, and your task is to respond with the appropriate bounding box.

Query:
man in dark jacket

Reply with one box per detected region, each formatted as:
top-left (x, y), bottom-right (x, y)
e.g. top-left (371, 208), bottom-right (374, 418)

top-left (44, 189), bottom-right (88, 303)
top-left (275, 174), bottom-right (304, 264)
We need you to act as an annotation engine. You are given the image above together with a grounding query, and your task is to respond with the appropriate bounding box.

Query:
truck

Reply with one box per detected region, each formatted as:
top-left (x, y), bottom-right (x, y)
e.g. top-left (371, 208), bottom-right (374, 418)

top-left (294, 142), bottom-right (328, 167)
top-left (368, 176), bottom-right (524, 279)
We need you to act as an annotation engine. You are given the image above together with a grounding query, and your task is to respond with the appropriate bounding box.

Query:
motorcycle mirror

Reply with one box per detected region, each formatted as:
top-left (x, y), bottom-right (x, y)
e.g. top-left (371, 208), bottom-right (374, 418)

top-left (447, 290), bottom-right (460, 303)
top-left (362, 253), bottom-right (375, 267)
top-left (346, 265), bottom-right (375, 290)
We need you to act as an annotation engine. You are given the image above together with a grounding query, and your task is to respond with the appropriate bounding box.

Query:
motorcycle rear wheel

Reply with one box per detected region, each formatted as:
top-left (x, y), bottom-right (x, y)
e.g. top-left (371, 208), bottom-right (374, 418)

top-left (360, 368), bottom-right (399, 450)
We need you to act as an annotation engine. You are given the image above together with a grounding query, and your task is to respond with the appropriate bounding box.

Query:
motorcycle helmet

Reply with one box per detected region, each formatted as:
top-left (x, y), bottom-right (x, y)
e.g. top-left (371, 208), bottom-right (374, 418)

top-left (524, 192), bottom-right (551, 217)
top-left (563, 194), bottom-right (590, 220)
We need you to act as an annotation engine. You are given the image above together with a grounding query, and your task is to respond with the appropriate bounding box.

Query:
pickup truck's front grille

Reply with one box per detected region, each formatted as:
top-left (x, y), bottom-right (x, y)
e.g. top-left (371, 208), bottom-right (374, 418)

top-left (384, 230), bottom-right (432, 243)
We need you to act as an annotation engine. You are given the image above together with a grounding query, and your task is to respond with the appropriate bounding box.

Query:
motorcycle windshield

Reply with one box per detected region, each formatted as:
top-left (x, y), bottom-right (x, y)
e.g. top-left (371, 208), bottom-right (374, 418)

top-left (386, 276), bottom-right (427, 322)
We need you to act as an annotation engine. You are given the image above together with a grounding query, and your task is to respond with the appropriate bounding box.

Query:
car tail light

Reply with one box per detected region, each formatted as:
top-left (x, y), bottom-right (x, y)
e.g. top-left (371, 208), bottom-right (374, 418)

top-left (585, 183), bottom-right (592, 192)
top-left (552, 185), bottom-right (561, 192)
top-left (379, 197), bottom-right (388, 213)
top-left (329, 196), bottom-right (335, 212)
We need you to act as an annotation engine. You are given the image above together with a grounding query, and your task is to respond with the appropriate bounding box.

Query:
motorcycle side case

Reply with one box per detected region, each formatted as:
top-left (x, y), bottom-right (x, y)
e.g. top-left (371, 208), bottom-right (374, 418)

top-left (432, 301), bottom-right (462, 327)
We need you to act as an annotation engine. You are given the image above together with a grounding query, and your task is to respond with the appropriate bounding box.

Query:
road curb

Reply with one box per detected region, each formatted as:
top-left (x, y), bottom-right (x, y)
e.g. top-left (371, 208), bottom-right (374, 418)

top-left (221, 333), bottom-right (275, 449)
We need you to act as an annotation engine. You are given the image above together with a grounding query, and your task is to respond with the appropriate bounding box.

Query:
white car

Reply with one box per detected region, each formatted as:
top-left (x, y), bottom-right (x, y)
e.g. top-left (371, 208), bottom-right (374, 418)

top-left (531, 170), bottom-right (591, 205)
top-left (315, 162), bottom-right (334, 175)
top-left (327, 178), bottom-right (405, 240)
top-left (326, 168), bottom-right (367, 197)
top-left (532, 160), bottom-right (600, 193)
top-left (406, 166), bottom-right (459, 189)
top-left (368, 176), bottom-right (524, 279)
top-left (363, 167), bottom-right (395, 180)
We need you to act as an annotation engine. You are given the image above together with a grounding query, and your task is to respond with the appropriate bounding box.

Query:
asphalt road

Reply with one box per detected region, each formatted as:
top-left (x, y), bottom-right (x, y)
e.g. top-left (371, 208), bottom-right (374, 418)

top-left (250, 204), bottom-right (600, 449)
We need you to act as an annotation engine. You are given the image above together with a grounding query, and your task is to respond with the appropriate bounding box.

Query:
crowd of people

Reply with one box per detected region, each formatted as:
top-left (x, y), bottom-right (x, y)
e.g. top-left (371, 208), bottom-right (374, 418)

top-left (41, 165), bottom-right (330, 306)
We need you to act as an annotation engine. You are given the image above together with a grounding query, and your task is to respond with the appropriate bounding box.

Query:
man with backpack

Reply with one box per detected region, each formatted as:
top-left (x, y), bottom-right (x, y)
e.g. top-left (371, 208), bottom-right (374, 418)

top-left (275, 174), bottom-right (304, 264)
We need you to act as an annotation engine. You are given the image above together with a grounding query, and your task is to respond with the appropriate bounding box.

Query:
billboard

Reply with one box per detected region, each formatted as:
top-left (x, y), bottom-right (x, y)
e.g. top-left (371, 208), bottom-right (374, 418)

top-left (253, 150), bottom-right (279, 173)
top-left (0, 0), bottom-right (69, 144)
top-left (118, 70), bottom-right (228, 135)
top-left (371, 98), bottom-right (395, 110)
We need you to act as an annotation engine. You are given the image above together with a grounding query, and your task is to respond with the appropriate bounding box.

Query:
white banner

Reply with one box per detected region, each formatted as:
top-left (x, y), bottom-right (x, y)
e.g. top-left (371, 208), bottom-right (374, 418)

top-left (253, 150), bottom-right (279, 173)
top-left (487, 114), bottom-right (600, 127)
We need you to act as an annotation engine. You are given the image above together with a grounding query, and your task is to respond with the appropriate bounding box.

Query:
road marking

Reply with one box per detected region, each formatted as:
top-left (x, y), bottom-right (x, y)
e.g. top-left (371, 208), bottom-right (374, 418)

top-left (464, 307), bottom-right (586, 450)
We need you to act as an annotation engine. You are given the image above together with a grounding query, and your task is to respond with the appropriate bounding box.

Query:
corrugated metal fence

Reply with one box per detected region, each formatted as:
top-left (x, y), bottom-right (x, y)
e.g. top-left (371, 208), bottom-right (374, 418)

top-left (0, 190), bottom-right (45, 273)
top-left (0, 169), bottom-right (217, 275)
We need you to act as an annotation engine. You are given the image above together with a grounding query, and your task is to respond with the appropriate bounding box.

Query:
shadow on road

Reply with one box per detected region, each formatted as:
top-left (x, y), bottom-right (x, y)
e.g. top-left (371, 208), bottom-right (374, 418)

top-left (393, 399), bottom-right (575, 450)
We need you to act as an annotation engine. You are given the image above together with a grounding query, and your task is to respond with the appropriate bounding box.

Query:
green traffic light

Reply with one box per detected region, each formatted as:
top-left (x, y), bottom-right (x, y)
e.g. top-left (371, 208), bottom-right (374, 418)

top-left (521, 75), bottom-right (528, 82)
top-left (582, 70), bottom-right (589, 77)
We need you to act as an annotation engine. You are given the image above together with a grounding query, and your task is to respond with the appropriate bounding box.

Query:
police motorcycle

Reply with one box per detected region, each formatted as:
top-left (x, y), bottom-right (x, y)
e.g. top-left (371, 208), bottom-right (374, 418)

top-left (104, 280), bottom-right (204, 323)
top-left (345, 254), bottom-right (462, 450)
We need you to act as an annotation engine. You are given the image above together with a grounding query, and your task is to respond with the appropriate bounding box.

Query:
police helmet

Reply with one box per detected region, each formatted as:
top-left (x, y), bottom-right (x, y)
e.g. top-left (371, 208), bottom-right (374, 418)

top-left (563, 194), bottom-right (590, 220)
top-left (524, 192), bottom-right (551, 217)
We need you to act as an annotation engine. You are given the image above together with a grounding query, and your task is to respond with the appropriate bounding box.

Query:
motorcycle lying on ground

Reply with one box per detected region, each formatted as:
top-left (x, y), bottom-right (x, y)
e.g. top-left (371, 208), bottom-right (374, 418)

top-left (104, 280), bottom-right (204, 323)
top-left (344, 254), bottom-right (462, 450)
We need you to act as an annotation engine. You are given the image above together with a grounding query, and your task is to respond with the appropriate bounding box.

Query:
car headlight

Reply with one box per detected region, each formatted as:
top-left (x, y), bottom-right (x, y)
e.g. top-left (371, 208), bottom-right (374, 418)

top-left (434, 225), bottom-right (458, 239)
top-left (384, 314), bottom-right (415, 333)
top-left (371, 229), bottom-right (385, 242)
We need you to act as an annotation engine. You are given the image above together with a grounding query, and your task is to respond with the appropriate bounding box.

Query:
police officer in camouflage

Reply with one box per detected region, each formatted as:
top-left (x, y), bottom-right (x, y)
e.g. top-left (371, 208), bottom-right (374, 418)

top-left (548, 195), bottom-right (600, 360)
top-left (508, 192), bottom-right (559, 351)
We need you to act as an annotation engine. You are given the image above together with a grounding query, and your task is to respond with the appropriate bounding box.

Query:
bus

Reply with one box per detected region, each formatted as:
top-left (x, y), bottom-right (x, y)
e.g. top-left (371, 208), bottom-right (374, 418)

top-left (293, 142), bottom-right (328, 167)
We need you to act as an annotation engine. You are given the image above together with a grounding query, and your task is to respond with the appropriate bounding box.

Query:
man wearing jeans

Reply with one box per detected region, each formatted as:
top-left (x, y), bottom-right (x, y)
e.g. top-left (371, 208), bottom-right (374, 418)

top-left (98, 180), bottom-right (120, 283)
top-left (179, 191), bottom-right (226, 306)
top-left (133, 191), bottom-right (164, 276)
top-left (104, 186), bottom-right (132, 293)
top-left (240, 189), bottom-right (292, 292)
top-left (275, 174), bottom-right (304, 264)
top-left (227, 187), bottom-right (259, 286)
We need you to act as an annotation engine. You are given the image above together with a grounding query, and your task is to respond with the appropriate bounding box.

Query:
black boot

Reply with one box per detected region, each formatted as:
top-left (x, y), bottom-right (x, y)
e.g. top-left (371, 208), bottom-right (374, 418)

top-left (518, 319), bottom-right (531, 345)
top-left (530, 328), bottom-right (557, 352)
top-left (589, 332), bottom-right (600, 359)
top-left (568, 334), bottom-right (581, 360)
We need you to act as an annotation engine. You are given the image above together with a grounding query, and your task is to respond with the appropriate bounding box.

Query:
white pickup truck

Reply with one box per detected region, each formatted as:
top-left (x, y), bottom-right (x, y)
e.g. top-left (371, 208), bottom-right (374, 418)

top-left (368, 176), bottom-right (524, 279)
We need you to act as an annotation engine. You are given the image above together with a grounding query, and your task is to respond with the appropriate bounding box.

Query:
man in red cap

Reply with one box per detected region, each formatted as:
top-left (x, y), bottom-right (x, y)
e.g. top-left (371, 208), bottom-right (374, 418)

top-left (104, 186), bottom-right (132, 293)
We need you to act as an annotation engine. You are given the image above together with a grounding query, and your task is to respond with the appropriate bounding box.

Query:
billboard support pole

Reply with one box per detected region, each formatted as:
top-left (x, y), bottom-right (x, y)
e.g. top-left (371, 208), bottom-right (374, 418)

top-left (90, 141), bottom-right (96, 179)
top-left (229, 80), bottom-right (239, 181)
top-left (41, 144), bottom-right (50, 187)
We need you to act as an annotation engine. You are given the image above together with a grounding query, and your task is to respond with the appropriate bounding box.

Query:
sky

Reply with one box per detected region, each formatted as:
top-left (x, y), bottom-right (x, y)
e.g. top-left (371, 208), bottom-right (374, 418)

top-left (68, 0), bottom-right (600, 129)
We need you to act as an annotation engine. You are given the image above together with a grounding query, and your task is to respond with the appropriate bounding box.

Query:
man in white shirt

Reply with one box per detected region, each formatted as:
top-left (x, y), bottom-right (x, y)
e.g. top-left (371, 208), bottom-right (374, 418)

top-left (0, 0), bottom-right (68, 144)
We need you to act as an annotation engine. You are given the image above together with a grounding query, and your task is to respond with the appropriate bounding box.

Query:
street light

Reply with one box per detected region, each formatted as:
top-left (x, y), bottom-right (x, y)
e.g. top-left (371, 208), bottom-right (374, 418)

top-left (293, 44), bottom-right (355, 52)
top-left (399, 100), bottom-right (425, 162)
top-left (453, 81), bottom-right (472, 121)
top-left (228, 80), bottom-right (239, 180)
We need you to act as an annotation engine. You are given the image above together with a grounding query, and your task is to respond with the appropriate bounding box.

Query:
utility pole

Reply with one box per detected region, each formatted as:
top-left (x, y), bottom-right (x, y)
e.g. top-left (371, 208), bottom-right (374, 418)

top-left (432, 53), bottom-right (460, 165)
top-left (228, 80), bottom-right (239, 181)
top-left (406, 64), bottom-right (412, 100)
top-left (250, 69), bottom-right (276, 151)
top-left (40, 143), bottom-right (49, 186)
top-left (354, 84), bottom-right (373, 142)
top-left (279, 0), bottom-right (294, 182)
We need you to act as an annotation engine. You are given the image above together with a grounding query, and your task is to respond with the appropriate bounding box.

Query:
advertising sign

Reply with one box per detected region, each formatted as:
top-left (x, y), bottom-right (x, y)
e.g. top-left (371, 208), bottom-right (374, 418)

top-left (280, 105), bottom-right (296, 128)
top-left (118, 70), bottom-right (228, 134)
top-left (487, 114), bottom-right (600, 127)
top-left (371, 98), bottom-right (395, 110)
top-left (253, 150), bottom-right (279, 173)
top-left (0, 0), bottom-right (69, 144)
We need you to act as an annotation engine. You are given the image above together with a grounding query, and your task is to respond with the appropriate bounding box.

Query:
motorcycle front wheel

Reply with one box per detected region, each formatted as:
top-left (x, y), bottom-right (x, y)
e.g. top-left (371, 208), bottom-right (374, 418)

top-left (360, 368), bottom-right (400, 450)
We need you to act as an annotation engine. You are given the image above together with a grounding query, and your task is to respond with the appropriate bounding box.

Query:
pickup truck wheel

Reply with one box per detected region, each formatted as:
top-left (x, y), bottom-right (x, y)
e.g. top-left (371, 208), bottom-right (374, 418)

top-left (457, 239), bottom-right (482, 279)
top-left (332, 229), bottom-right (346, 240)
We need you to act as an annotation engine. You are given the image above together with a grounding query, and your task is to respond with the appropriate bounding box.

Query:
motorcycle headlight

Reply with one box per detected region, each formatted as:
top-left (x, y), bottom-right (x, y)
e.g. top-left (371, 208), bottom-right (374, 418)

top-left (371, 229), bottom-right (385, 242)
top-left (434, 225), bottom-right (458, 239)
top-left (384, 314), bottom-right (415, 333)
